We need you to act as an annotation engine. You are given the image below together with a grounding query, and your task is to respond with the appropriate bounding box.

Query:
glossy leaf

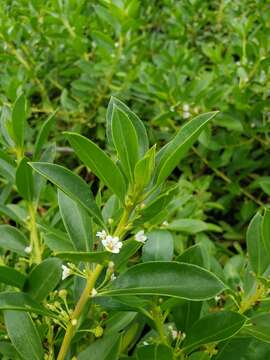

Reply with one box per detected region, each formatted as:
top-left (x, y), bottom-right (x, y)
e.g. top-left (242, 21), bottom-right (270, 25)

top-left (0, 225), bottom-right (28, 255)
top-left (262, 208), bottom-right (270, 260)
top-left (54, 250), bottom-right (110, 263)
top-left (107, 97), bottom-right (148, 157)
top-left (29, 162), bottom-right (104, 225)
top-left (11, 94), bottom-right (26, 149)
top-left (247, 212), bottom-right (270, 276)
top-left (183, 311), bottom-right (246, 351)
top-left (78, 333), bottom-right (121, 360)
top-left (111, 104), bottom-right (139, 182)
top-left (26, 258), bottom-right (62, 302)
top-left (142, 229), bottom-right (174, 262)
top-left (58, 190), bottom-right (93, 251)
top-left (136, 344), bottom-right (173, 360)
top-left (134, 145), bottom-right (156, 191)
top-left (245, 313), bottom-right (270, 343)
top-left (176, 244), bottom-right (205, 267)
top-left (0, 266), bottom-right (26, 289)
top-left (0, 292), bottom-right (54, 317)
top-left (34, 111), bottom-right (56, 160)
top-left (167, 219), bottom-right (222, 234)
top-left (154, 112), bottom-right (218, 187)
top-left (101, 262), bottom-right (225, 300)
top-left (65, 132), bottom-right (127, 202)
top-left (4, 310), bottom-right (44, 360)
top-left (16, 157), bottom-right (34, 202)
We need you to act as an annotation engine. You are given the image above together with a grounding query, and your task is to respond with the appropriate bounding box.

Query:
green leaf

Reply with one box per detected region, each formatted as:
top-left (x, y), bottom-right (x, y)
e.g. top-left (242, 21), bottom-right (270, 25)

top-left (4, 310), bottom-right (44, 360)
top-left (111, 105), bottom-right (139, 182)
top-left (262, 208), bottom-right (270, 260)
top-left (34, 111), bottom-right (56, 160)
top-left (107, 97), bottom-right (148, 157)
top-left (142, 229), bottom-right (174, 262)
top-left (25, 258), bottom-right (62, 302)
top-left (78, 333), bottom-right (121, 360)
top-left (0, 292), bottom-right (53, 316)
top-left (134, 145), bottom-right (156, 191)
top-left (29, 162), bottom-right (104, 226)
top-left (58, 190), bottom-right (93, 251)
top-left (167, 219), bottom-right (222, 234)
top-left (183, 311), bottom-right (246, 351)
top-left (245, 313), bottom-right (270, 343)
top-left (172, 301), bottom-right (202, 332)
top-left (247, 212), bottom-right (270, 276)
top-left (136, 344), bottom-right (173, 360)
top-left (0, 266), bottom-right (26, 289)
top-left (111, 239), bottom-right (142, 270)
top-left (54, 251), bottom-right (110, 263)
top-left (0, 151), bottom-right (15, 181)
top-left (11, 94), bottom-right (26, 150)
top-left (154, 112), bottom-right (218, 187)
top-left (0, 341), bottom-right (21, 359)
top-left (0, 225), bottom-right (28, 255)
top-left (101, 262), bottom-right (225, 300)
top-left (176, 244), bottom-right (205, 267)
top-left (43, 232), bottom-right (75, 252)
top-left (16, 157), bottom-right (34, 202)
top-left (65, 132), bottom-right (127, 202)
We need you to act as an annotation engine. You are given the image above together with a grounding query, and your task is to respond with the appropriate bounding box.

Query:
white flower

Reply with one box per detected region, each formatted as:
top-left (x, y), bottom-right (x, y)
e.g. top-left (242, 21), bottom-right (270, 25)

top-left (143, 341), bottom-right (149, 346)
top-left (61, 265), bottom-right (71, 280)
top-left (91, 288), bottom-right (98, 297)
top-left (135, 230), bottom-right (147, 244)
top-left (24, 245), bottom-right (32, 254)
top-left (171, 329), bottom-right (178, 339)
top-left (183, 104), bottom-right (190, 112)
top-left (183, 111), bottom-right (190, 119)
top-left (102, 235), bottom-right (123, 254)
top-left (111, 273), bottom-right (116, 281)
top-left (96, 230), bottom-right (107, 240)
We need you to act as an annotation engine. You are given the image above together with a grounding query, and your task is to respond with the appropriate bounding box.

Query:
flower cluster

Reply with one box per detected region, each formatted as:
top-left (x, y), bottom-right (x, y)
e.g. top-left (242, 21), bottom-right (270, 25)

top-left (96, 229), bottom-right (147, 253)
top-left (96, 231), bottom-right (123, 254)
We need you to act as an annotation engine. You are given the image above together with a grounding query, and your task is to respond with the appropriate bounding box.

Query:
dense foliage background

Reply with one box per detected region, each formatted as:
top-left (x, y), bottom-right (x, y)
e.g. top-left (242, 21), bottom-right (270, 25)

top-left (0, 1), bottom-right (270, 359)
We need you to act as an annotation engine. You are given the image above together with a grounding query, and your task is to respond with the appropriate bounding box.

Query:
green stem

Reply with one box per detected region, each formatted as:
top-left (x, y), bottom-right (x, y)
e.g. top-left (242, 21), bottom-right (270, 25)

top-left (56, 264), bottom-right (103, 360)
top-left (152, 306), bottom-right (168, 345)
top-left (28, 203), bottom-right (42, 264)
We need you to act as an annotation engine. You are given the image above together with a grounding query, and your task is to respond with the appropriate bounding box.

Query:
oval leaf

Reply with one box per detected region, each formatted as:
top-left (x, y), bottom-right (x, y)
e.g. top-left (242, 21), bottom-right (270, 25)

top-left (183, 311), bottom-right (246, 351)
top-left (0, 225), bottom-right (28, 255)
top-left (25, 258), bottom-right (62, 302)
top-left (65, 132), bottom-right (127, 202)
top-left (16, 157), bottom-right (34, 202)
top-left (54, 251), bottom-right (110, 263)
top-left (142, 229), bottom-right (174, 262)
top-left (29, 162), bottom-right (104, 226)
top-left (154, 111), bottom-right (218, 187)
top-left (0, 266), bottom-right (26, 289)
top-left (4, 310), bottom-right (44, 360)
top-left (101, 262), bottom-right (225, 300)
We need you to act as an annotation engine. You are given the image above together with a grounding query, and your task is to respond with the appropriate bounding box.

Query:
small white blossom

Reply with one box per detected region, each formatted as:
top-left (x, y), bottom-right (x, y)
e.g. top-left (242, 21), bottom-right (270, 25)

top-left (143, 341), bottom-right (149, 346)
top-left (91, 288), bottom-right (98, 297)
top-left (111, 273), bottom-right (117, 281)
top-left (102, 235), bottom-right (123, 254)
top-left (171, 329), bottom-right (178, 340)
top-left (61, 265), bottom-right (71, 280)
top-left (183, 111), bottom-right (190, 119)
top-left (24, 245), bottom-right (32, 254)
top-left (96, 230), bottom-right (107, 240)
top-left (183, 104), bottom-right (190, 112)
top-left (162, 221), bottom-right (169, 226)
top-left (135, 230), bottom-right (147, 244)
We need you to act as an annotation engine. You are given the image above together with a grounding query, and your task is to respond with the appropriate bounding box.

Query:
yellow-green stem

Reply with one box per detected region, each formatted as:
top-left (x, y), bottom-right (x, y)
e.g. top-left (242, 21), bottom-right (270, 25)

top-left (57, 264), bottom-right (104, 360)
top-left (28, 203), bottom-right (42, 264)
top-left (152, 306), bottom-right (168, 345)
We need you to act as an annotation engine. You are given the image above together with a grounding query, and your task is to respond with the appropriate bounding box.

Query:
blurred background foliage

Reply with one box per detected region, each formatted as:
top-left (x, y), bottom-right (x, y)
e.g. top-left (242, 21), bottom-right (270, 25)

top-left (0, 0), bottom-right (270, 245)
